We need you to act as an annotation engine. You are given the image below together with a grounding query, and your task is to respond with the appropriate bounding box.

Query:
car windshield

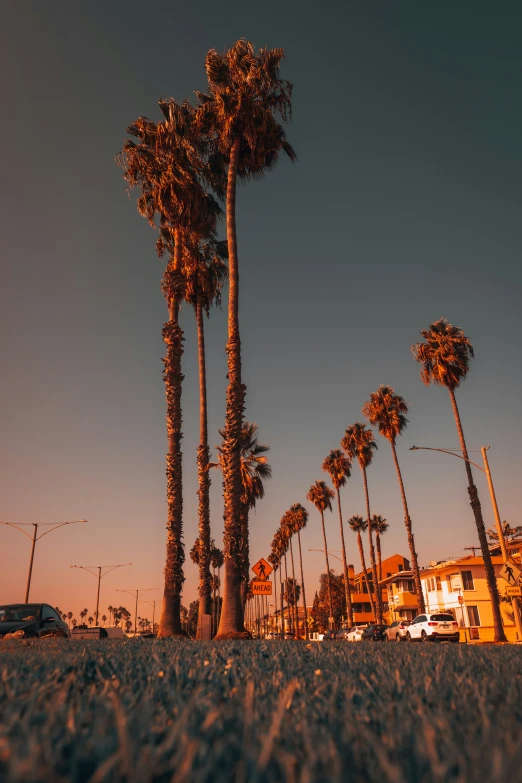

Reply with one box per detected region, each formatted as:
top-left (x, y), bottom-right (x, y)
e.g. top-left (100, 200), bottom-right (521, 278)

top-left (431, 614), bottom-right (455, 622)
top-left (0, 605), bottom-right (39, 622)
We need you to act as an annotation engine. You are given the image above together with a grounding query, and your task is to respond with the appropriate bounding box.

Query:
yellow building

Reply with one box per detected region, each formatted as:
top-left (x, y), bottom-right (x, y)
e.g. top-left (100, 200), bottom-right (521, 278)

top-left (420, 554), bottom-right (521, 642)
top-left (380, 569), bottom-right (419, 622)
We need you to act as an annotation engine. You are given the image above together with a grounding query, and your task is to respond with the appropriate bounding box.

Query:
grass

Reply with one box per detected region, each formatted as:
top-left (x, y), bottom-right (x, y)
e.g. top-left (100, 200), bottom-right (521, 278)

top-left (1, 640), bottom-right (522, 782)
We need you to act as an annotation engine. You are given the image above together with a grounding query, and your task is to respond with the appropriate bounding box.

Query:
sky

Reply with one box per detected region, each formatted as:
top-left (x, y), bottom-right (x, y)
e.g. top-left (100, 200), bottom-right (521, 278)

top-left (1, 1), bottom-right (521, 623)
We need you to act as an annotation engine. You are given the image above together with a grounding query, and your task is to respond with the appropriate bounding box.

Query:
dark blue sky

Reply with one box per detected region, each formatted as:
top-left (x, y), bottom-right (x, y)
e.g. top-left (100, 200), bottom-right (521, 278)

top-left (2, 2), bottom-right (521, 616)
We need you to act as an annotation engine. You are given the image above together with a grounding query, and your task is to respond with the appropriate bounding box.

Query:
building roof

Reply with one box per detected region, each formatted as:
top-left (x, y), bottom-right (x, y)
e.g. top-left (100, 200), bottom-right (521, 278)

top-left (378, 570), bottom-right (414, 586)
top-left (420, 554), bottom-right (507, 575)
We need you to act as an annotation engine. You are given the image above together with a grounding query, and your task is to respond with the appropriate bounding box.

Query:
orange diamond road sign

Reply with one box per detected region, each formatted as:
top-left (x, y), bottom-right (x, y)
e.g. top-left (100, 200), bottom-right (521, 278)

top-left (252, 557), bottom-right (272, 581)
top-left (252, 580), bottom-right (272, 595)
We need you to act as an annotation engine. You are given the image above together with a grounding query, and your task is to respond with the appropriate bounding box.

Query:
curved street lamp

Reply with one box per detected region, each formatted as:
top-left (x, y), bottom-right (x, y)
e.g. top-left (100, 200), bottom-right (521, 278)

top-left (1, 519), bottom-right (87, 602)
top-left (70, 563), bottom-right (132, 625)
top-left (116, 588), bottom-right (157, 635)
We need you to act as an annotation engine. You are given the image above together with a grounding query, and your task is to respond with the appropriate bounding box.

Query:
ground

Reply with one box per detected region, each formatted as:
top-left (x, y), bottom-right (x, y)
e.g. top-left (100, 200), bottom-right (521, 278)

top-left (1, 640), bottom-right (521, 782)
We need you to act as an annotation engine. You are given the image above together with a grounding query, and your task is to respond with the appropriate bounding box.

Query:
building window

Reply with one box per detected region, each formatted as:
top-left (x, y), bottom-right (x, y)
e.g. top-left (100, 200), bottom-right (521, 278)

top-left (447, 573), bottom-right (461, 592)
top-left (398, 564), bottom-right (403, 572)
top-left (461, 571), bottom-right (475, 591)
top-left (436, 576), bottom-right (442, 590)
top-left (426, 577), bottom-right (437, 592)
top-left (467, 606), bottom-right (481, 626)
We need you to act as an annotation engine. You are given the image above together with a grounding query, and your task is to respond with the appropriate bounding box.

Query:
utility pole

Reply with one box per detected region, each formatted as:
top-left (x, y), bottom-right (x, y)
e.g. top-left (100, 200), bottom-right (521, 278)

top-left (117, 588), bottom-right (157, 635)
top-left (1, 519), bottom-right (87, 602)
top-left (70, 563), bottom-right (132, 625)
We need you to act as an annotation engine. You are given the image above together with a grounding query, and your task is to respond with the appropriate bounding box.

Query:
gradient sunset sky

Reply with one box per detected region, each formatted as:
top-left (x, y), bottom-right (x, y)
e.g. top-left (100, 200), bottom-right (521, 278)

top-left (2, 2), bottom-right (521, 622)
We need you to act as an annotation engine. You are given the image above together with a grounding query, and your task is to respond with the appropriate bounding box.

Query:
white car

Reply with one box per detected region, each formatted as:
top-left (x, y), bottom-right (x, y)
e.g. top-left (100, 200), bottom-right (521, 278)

top-left (406, 613), bottom-right (460, 643)
top-left (346, 624), bottom-right (369, 642)
top-left (384, 620), bottom-right (411, 642)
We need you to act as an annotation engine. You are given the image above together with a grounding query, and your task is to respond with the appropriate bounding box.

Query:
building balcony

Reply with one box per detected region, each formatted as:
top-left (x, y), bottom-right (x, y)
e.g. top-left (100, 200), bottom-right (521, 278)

top-left (389, 591), bottom-right (418, 609)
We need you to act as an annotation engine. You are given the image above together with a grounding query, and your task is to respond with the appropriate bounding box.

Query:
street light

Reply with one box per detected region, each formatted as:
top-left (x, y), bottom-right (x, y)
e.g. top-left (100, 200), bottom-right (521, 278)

top-left (308, 548), bottom-right (343, 565)
top-left (1, 519), bottom-right (87, 602)
top-left (410, 445), bottom-right (522, 639)
top-left (116, 588), bottom-right (157, 635)
top-left (70, 563), bottom-right (132, 625)
top-left (139, 599), bottom-right (157, 634)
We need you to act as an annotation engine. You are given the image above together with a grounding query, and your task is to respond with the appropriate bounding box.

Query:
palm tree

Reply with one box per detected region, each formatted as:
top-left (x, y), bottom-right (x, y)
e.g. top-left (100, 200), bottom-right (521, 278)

top-left (348, 515), bottom-right (374, 617)
top-left (101, 615), bottom-right (107, 627)
top-left (271, 528), bottom-right (288, 635)
top-left (72, 618), bottom-right (77, 628)
top-left (80, 609), bottom-right (88, 626)
top-left (370, 515), bottom-right (389, 583)
top-left (342, 423), bottom-right (383, 622)
top-left (119, 98), bottom-right (221, 637)
top-left (412, 317), bottom-right (506, 642)
top-left (182, 238), bottom-right (228, 633)
top-left (88, 616), bottom-right (94, 627)
top-left (66, 611), bottom-right (73, 630)
top-left (488, 521), bottom-right (522, 545)
top-left (107, 606), bottom-right (113, 626)
top-left (197, 40), bottom-right (295, 638)
top-left (362, 385), bottom-right (425, 612)
top-left (289, 504), bottom-right (310, 639)
top-left (307, 481), bottom-right (335, 626)
top-left (214, 422), bottom-right (272, 610)
top-left (281, 510), bottom-right (300, 637)
top-left (322, 449), bottom-right (354, 628)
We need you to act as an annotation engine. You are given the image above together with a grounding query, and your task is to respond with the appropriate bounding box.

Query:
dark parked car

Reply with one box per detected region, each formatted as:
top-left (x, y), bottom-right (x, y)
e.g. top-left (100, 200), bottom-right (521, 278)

top-left (0, 604), bottom-right (70, 640)
top-left (361, 624), bottom-right (389, 642)
top-left (323, 629), bottom-right (338, 641)
top-left (71, 626), bottom-right (108, 640)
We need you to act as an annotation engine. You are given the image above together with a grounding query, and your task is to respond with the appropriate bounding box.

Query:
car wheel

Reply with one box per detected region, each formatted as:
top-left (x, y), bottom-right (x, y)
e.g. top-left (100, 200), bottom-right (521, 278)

top-left (421, 630), bottom-right (430, 642)
top-left (405, 631), bottom-right (412, 641)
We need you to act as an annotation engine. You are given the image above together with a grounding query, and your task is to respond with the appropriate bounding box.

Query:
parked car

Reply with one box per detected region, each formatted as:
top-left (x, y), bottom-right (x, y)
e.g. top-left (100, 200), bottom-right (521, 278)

top-left (335, 628), bottom-right (351, 641)
top-left (406, 613), bottom-right (460, 643)
top-left (361, 624), bottom-right (389, 642)
top-left (384, 620), bottom-right (411, 642)
top-left (0, 604), bottom-right (70, 640)
top-left (346, 624), bottom-right (369, 642)
top-left (323, 629), bottom-right (338, 641)
top-left (71, 626), bottom-right (108, 640)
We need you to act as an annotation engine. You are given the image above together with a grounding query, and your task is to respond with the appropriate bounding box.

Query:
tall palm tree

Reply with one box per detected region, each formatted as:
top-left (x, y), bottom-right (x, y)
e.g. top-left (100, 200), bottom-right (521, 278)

top-left (159, 234), bottom-right (228, 634)
top-left (271, 528), bottom-right (287, 635)
top-left (370, 515), bottom-right (389, 583)
top-left (197, 41), bottom-right (295, 638)
top-left (412, 317), bottom-right (506, 642)
top-left (307, 481), bottom-right (335, 625)
top-left (214, 422), bottom-right (271, 609)
top-left (289, 503), bottom-right (310, 639)
top-left (119, 98), bottom-right (221, 637)
top-left (66, 611), bottom-right (73, 630)
top-left (362, 385), bottom-right (425, 612)
top-left (101, 615), bottom-right (107, 627)
top-left (88, 616), bottom-right (94, 627)
top-left (107, 606), bottom-right (113, 626)
top-left (347, 515), bottom-right (374, 616)
top-left (281, 510), bottom-right (300, 637)
top-left (342, 423), bottom-right (382, 622)
top-left (72, 618), bottom-right (77, 628)
top-left (322, 449), bottom-right (354, 628)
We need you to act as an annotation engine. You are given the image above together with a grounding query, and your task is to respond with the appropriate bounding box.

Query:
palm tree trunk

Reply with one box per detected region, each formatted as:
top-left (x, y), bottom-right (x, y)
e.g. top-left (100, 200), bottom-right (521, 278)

top-left (448, 388), bottom-right (506, 642)
top-left (320, 510), bottom-right (334, 625)
top-left (376, 532), bottom-right (382, 583)
top-left (279, 559), bottom-right (285, 637)
top-left (217, 136), bottom-right (247, 639)
top-left (296, 530), bottom-right (309, 640)
top-left (390, 441), bottom-right (426, 613)
top-left (362, 466), bottom-right (382, 623)
top-left (239, 501), bottom-right (250, 610)
top-left (283, 552), bottom-right (291, 634)
top-left (336, 488), bottom-right (354, 627)
top-left (159, 228), bottom-right (186, 638)
top-left (356, 532), bottom-right (375, 618)
top-left (288, 536), bottom-right (299, 638)
top-left (196, 298), bottom-right (212, 636)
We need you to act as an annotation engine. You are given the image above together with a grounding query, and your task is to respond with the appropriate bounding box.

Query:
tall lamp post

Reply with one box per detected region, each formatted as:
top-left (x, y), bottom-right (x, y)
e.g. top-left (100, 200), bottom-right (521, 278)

top-left (116, 588), bottom-right (157, 635)
top-left (410, 445), bottom-right (522, 640)
top-left (1, 519), bottom-right (87, 602)
top-left (70, 563), bottom-right (132, 625)
top-left (139, 599), bottom-right (157, 634)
